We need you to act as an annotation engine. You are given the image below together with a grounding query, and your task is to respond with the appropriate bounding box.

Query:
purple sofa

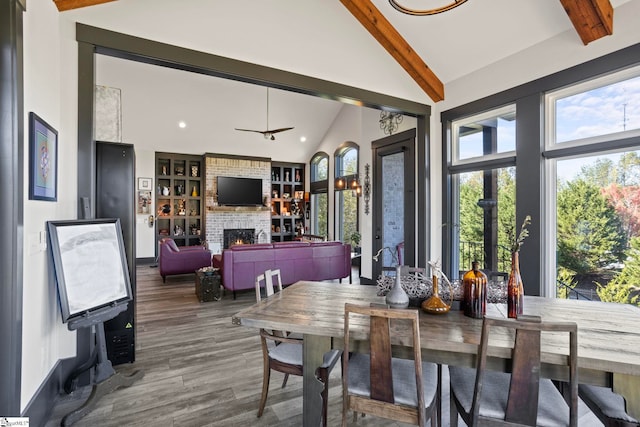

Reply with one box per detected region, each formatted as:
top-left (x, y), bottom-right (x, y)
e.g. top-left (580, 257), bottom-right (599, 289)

top-left (215, 241), bottom-right (351, 296)
top-left (159, 238), bottom-right (212, 282)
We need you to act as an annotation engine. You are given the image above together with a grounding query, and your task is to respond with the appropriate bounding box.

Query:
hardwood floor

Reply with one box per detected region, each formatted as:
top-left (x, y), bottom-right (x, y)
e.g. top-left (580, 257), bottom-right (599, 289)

top-left (45, 264), bottom-right (604, 426)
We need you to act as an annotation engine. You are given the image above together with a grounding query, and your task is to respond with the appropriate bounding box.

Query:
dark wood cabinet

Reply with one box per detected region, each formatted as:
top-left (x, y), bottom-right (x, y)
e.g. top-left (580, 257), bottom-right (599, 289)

top-left (155, 152), bottom-right (205, 251)
top-left (270, 162), bottom-right (305, 242)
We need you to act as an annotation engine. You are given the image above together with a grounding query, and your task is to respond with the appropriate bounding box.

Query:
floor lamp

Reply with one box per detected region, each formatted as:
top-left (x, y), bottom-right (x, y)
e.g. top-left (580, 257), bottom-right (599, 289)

top-left (149, 204), bottom-right (171, 268)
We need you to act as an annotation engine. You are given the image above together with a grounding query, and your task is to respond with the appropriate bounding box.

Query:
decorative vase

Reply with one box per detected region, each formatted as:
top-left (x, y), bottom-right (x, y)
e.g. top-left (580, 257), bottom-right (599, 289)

top-left (462, 261), bottom-right (487, 319)
top-left (191, 186), bottom-right (198, 197)
top-left (507, 251), bottom-right (524, 318)
top-left (421, 274), bottom-right (451, 314)
top-left (386, 265), bottom-right (409, 309)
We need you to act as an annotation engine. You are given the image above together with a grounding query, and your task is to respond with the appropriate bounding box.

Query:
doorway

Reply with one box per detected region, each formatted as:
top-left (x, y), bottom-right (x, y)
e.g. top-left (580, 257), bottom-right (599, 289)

top-left (372, 129), bottom-right (416, 280)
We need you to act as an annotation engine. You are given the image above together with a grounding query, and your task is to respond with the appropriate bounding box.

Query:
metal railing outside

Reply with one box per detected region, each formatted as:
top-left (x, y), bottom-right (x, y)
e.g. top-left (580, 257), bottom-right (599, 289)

top-left (459, 241), bottom-right (512, 273)
top-left (557, 280), bottom-right (594, 300)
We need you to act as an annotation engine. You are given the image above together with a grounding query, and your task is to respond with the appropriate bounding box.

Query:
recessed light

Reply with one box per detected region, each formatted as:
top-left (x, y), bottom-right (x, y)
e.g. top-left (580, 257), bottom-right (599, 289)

top-left (178, 121), bottom-right (187, 128)
top-left (300, 136), bottom-right (307, 142)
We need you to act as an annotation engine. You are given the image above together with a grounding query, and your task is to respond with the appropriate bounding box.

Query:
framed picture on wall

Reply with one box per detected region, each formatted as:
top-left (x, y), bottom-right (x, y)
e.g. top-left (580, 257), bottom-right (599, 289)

top-left (138, 177), bottom-right (152, 190)
top-left (138, 190), bottom-right (152, 214)
top-left (28, 112), bottom-right (58, 201)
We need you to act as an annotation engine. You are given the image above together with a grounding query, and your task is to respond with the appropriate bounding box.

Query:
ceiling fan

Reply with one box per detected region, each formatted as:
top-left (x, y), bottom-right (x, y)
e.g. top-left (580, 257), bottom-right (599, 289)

top-left (235, 87), bottom-right (294, 141)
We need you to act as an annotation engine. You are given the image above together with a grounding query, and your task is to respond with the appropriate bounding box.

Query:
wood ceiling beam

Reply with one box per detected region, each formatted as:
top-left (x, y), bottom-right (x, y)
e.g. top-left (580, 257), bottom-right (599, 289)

top-left (559, 0), bottom-right (613, 45)
top-left (339, 0), bottom-right (444, 102)
top-left (53, 0), bottom-right (117, 12)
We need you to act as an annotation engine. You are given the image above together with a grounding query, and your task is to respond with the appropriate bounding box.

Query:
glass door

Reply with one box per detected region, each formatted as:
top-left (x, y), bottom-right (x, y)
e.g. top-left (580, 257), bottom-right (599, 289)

top-left (372, 130), bottom-right (416, 280)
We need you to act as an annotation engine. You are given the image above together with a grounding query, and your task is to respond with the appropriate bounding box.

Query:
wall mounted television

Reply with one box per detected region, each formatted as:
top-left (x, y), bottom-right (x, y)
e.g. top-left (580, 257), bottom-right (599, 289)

top-left (217, 176), bottom-right (263, 206)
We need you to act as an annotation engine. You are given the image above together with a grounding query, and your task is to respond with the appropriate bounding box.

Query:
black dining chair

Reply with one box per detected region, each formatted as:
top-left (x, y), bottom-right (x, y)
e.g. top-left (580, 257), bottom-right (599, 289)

top-left (449, 314), bottom-right (578, 427)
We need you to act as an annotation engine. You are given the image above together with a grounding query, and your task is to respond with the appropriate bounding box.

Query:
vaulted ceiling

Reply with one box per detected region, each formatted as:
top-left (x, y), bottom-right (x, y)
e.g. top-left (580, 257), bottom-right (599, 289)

top-left (51, 0), bottom-right (634, 160)
top-left (55, 0), bottom-right (614, 102)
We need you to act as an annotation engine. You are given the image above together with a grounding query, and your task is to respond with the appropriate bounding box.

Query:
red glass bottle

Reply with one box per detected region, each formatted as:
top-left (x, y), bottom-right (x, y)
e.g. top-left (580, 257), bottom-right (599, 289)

top-left (462, 261), bottom-right (487, 319)
top-left (507, 251), bottom-right (524, 318)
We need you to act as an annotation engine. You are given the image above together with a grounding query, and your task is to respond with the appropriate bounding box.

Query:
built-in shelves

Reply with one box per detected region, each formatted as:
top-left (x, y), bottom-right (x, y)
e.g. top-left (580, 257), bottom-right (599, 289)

top-left (155, 152), bottom-right (205, 251)
top-left (271, 162), bottom-right (305, 242)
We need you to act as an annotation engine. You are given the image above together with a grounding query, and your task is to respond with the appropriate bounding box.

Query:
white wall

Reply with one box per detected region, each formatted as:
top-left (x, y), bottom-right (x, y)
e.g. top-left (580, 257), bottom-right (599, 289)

top-left (313, 104), bottom-right (362, 241)
top-left (21, 1), bottom-right (78, 411)
top-left (135, 148), bottom-right (156, 258)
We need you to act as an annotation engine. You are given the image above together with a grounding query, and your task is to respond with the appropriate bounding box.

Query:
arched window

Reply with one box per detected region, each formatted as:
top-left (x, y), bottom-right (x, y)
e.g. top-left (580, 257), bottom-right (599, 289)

top-left (309, 152), bottom-right (329, 238)
top-left (334, 142), bottom-right (359, 244)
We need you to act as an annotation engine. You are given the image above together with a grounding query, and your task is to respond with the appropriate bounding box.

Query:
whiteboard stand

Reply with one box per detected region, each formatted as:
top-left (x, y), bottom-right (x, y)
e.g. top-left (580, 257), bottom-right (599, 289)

top-left (61, 303), bottom-right (143, 426)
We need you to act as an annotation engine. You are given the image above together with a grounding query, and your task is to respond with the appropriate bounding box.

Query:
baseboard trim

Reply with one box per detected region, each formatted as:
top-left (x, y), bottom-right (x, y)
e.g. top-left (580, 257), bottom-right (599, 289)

top-left (22, 356), bottom-right (78, 425)
top-left (136, 257), bottom-right (155, 265)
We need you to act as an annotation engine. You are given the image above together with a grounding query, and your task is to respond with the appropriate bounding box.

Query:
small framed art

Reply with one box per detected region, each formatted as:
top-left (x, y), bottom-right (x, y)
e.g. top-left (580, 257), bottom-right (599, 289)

top-left (29, 112), bottom-right (58, 201)
top-left (138, 177), bottom-right (152, 190)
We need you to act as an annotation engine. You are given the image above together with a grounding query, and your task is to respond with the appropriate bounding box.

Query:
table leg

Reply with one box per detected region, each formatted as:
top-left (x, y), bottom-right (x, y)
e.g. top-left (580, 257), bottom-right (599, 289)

top-left (303, 334), bottom-right (331, 427)
top-left (613, 373), bottom-right (640, 420)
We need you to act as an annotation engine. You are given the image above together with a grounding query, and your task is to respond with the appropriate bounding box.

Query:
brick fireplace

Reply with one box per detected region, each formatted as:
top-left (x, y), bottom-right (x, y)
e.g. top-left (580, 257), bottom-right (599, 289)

top-left (205, 155), bottom-right (271, 250)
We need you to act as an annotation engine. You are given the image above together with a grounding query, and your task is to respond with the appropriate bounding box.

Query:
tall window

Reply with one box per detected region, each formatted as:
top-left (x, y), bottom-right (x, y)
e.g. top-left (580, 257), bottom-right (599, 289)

top-left (546, 65), bottom-right (640, 303)
top-left (449, 106), bottom-right (517, 277)
top-left (334, 142), bottom-right (359, 243)
top-left (309, 152), bottom-right (329, 237)
top-left (444, 43), bottom-right (640, 304)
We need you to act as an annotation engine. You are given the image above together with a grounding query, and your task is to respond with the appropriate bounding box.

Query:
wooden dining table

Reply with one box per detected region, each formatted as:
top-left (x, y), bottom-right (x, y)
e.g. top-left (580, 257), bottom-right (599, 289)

top-left (232, 281), bottom-right (640, 427)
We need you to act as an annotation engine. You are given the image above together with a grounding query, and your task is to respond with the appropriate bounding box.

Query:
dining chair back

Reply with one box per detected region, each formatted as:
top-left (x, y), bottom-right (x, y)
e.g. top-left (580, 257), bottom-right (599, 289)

top-left (579, 384), bottom-right (640, 427)
top-left (264, 268), bottom-right (283, 296)
top-left (342, 303), bottom-right (439, 427)
top-left (254, 271), bottom-right (340, 426)
top-left (255, 273), bottom-right (265, 303)
top-left (449, 315), bottom-right (578, 427)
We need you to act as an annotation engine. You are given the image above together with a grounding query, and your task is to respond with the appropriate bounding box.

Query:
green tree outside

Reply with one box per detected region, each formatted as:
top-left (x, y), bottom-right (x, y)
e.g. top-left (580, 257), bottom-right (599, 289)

top-left (457, 168), bottom-right (515, 271)
top-left (557, 179), bottom-right (625, 273)
top-left (457, 149), bottom-right (639, 303)
top-left (339, 152), bottom-right (359, 243)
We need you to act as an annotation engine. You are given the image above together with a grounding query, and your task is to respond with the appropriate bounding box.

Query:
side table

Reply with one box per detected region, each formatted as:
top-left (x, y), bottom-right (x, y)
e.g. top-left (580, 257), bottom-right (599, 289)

top-left (195, 269), bottom-right (222, 302)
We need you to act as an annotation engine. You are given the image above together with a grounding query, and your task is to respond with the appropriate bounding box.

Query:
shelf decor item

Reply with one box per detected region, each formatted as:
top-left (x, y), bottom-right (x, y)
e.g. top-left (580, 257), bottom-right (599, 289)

top-left (462, 261), bottom-right (487, 319)
top-left (385, 265), bottom-right (410, 309)
top-left (421, 260), bottom-right (452, 315)
top-left (29, 112), bottom-right (58, 201)
top-left (507, 252), bottom-right (524, 318)
top-left (507, 215), bottom-right (532, 318)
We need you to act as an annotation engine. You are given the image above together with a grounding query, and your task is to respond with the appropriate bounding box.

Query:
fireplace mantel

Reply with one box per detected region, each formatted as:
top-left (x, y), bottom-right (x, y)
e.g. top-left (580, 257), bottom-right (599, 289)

top-left (208, 206), bottom-right (270, 212)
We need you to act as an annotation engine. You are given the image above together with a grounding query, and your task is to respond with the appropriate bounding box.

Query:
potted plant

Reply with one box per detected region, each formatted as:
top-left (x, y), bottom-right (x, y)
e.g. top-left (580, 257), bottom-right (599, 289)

top-left (349, 231), bottom-right (361, 254)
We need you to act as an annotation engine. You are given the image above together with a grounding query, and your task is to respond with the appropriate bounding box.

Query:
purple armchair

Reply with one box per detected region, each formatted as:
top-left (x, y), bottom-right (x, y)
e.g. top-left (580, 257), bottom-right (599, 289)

top-left (158, 238), bottom-right (211, 282)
